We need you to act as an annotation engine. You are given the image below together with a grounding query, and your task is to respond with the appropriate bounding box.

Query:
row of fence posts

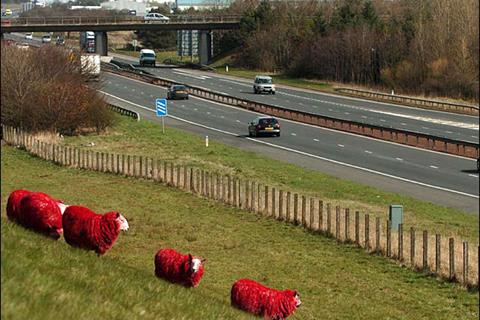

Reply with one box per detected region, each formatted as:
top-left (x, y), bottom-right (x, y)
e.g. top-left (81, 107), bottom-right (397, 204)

top-left (2, 126), bottom-right (478, 289)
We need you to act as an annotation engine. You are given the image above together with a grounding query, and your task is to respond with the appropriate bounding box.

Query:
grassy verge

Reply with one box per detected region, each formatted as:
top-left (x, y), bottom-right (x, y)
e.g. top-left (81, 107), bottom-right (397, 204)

top-left (49, 115), bottom-right (479, 243)
top-left (1, 145), bottom-right (478, 319)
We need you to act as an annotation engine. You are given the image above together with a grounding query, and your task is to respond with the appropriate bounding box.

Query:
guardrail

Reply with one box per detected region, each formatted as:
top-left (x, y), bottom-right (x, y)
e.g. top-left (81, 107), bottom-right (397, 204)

top-left (108, 104), bottom-right (140, 121)
top-left (4, 15), bottom-right (242, 26)
top-left (335, 88), bottom-right (479, 116)
top-left (102, 63), bottom-right (479, 159)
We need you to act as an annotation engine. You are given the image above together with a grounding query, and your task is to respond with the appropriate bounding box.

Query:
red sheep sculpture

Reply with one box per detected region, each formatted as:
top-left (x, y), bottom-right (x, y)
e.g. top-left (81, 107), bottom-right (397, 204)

top-left (231, 279), bottom-right (301, 320)
top-left (154, 248), bottom-right (205, 287)
top-left (62, 205), bottom-right (129, 255)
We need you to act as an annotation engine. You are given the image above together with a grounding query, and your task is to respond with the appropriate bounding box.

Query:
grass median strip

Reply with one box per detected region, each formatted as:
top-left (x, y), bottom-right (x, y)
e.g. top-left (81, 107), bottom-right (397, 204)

top-left (1, 145), bottom-right (478, 319)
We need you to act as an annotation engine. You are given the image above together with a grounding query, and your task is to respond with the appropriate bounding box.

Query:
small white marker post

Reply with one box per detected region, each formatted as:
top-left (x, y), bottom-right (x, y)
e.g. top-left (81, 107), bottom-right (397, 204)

top-left (205, 135), bottom-right (209, 147)
top-left (225, 65), bottom-right (229, 72)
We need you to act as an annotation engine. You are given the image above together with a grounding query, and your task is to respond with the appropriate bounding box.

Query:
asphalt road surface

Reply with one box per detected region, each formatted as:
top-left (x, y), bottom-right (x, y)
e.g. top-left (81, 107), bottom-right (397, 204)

top-left (100, 72), bottom-right (479, 214)
top-left (112, 54), bottom-right (479, 144)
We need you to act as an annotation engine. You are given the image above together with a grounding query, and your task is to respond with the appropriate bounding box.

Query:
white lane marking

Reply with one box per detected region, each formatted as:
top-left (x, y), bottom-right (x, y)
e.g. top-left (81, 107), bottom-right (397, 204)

top-left (361, 116), bottom-right (367, 119)
top-left (422, 126), bottom-right (429, 129)
top-left (365, 150), bottom-right (372, 154)
top-left (338, 144), bottom-right (344, 147)
top-left (236, 120), bottom-right (241, 123)
top-left (132, 89), bottom-right (135, 92)
top-left (446, 131), bottom-right (452, 133)
top-left (206, 112), bottom-right (210, 115)
top-left (400, 123), bottom-right (407, 125)
top-left (468, 174), bottom-right (478, 178)
top-left (380, 119), bottom-right (386, 122)
top-left (328, 109), bottom-right (333, 112)
top-left (313, 138), bottom-right (319, 142)
top-left (291, 133), bottom-right (297, 136)
top-left (141, 92), bottom-right (144, 95)
top-left (103, 72), bottom-right (474, 160)
top-left (344, 112), bottom-right (350, 115)
top-left (472, 135), bottom-right (478, 138)
top-left (396, 158), bottom-right (403, 161)
top-left (97, 90), bottom-right (480, 199)
top-left (429, 165), bottom-right (438, 169)
top-left (115, 83), bottom-right (119, 86)
top-left (172, 69), bottom-right (210, 80)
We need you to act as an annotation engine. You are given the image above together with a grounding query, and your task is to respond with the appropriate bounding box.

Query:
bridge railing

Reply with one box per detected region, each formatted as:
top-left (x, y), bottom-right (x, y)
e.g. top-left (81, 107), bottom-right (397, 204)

top-left (6, 15), bottom-right (242, 26)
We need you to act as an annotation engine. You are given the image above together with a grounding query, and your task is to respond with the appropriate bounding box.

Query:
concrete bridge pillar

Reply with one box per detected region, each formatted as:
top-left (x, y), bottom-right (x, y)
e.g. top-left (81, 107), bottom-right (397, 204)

top-left (95, 31), bottom-right (108, 56)
top-left (198, 30), bottom-right (212, 65)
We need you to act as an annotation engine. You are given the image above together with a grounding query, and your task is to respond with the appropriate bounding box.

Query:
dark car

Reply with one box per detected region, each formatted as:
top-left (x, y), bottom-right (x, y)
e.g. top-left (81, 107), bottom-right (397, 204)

top-left (248, 116), bottom-right (281, 137)
top-left (167, 85), bottom-right (189, 100)
top-left (56, 36), bottom-right (65, 46)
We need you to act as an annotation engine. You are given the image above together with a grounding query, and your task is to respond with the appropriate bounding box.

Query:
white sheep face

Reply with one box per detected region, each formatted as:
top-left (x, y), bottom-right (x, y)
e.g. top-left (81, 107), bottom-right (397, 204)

top-left (57, 203), bottom-right (69, 215)
top-left (117, 214), bottom-right (129, 231)
top-left (191, 258), bottom-right (202, 273)
top-left (294, 293), bottom-right (302, 308)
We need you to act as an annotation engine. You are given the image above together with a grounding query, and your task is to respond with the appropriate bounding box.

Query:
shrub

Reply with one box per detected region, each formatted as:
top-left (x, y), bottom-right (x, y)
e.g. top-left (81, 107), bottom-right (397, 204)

top-left (1, 45), bottom-right (113, 135)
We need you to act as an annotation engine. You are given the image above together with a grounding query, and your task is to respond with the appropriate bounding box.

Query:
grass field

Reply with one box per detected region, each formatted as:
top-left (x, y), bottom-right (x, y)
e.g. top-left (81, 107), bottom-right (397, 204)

top-left (51, 115), bottom-right (479, 244)
top-left (1, 145), bottom-right (478, 319)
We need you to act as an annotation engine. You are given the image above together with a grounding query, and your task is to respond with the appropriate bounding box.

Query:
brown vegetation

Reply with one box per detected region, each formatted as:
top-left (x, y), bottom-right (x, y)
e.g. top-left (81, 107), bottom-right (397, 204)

top-left (1, 45), bottom-right (113, 135)
top-left (222, 0), bottom-right (479, 101)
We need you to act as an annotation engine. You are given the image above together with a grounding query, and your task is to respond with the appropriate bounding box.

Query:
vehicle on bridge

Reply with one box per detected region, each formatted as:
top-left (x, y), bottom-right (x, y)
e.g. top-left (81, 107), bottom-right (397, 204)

top-left (248, 116), bottom-right (281, 137)
top-left (139, 49), bottom-right (156, 67)
top-left (167, 85), bottom-right (189, 100)
top-left (144, 13), bottom-right (169, 23)
top-left (253, 75), bottom-right (276, 95)
top-left (41, 34), bottom-right (51, 43)
top-left (56, 36), bottom-right (65, 46)
top-left (24, 33), bottom-right (33, 40)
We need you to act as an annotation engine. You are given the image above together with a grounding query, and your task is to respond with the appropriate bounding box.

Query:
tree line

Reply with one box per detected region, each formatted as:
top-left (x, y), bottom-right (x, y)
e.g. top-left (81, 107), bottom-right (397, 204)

top-left (216, 0), bottom-right (479, 101)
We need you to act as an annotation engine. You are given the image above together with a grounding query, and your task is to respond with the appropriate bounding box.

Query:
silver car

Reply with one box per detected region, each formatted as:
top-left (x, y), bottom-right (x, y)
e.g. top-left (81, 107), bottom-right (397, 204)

top-left (144, 13), bottom-right (170, 23)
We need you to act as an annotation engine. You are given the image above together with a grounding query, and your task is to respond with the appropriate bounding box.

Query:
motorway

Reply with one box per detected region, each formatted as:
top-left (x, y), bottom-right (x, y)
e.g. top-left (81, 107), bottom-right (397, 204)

top-left (100, 71), bottom-right (479, 214)
top-left (3, 34), bottom-right (479, 213)
top-left (112, 54), bottom-right (479, 143)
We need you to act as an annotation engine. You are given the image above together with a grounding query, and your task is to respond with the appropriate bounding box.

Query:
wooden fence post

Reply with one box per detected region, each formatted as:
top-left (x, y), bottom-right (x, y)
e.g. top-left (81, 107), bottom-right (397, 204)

top-left (387, 220), bottom-right (392, 257)
top-left (398, 224), bottom-right (403, 262)
top-left (309, 198), bottom-right (315, 230)
top-left (410, 227), bottom-right (416, 268)
top-left (449, 238), bottom-right (455, 280)
top-left (435, 234), bottom-right (441, 275)
top-left (422, 230), bottom-right (428, 271)
top-left (264, 186), bottom-right (269, 216)
top-left (463, 241), bottom-right (469, 285)
top-left (251, 181), bottom-right (256, 212)
top-left (327, 203), bottom-right (331, 235)
top-left (293, 194), bottom-right (299, 224)
top-left (286, 192), bottom-right (291, 222)
top-left (301, 196), bottom-right (306, 226)
top-left (335, 206), bottom-right (340, 240)
top-left (365, 214), bottom-right (370, 250)
top-left (375, 217), bottom-right (380, 254)
top-left (272, 187), bottom-right (277, 218)
top-left (279, 190), bottom-right (284, 220)
top-left (318, 200), bottom-right (323, 232)
top-left (355, 211), bottom-right (360, 245)
top-left (345, 208), bottom-right (350, 242)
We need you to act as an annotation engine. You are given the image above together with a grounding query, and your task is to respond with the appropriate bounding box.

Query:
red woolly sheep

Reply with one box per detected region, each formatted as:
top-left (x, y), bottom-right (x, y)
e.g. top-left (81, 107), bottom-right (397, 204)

top-left (16, 192), bottom-right (65, 239)
top-left (154, 248), bottom-right (205, 287)
top-left (231, 279), bottom-right (301, 320)
top-left (62, 205), bottom-right (129, 255)
top-left (7, 190), bottom-right (68, 223)
top-left (6, 189), bottom-right (31, 222)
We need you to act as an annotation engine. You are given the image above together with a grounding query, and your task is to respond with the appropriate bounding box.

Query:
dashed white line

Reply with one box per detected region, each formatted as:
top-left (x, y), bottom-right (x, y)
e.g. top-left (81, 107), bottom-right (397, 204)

top-left (344, 112), bottom-right (350, 115)
top-left (291, 133), bottom-right (297, 136)
top-left (338, 144), bottom-right (344, 147)
top-left (236, 120), bottom-right (241, 123)
top-left (361, 116), bottom-right (367, 119)
top-left (429, 165), bottom-right (438, 169)
top-left (141, 92), bottom-right (144, 95)
top-left (313, 138), bottom-right (319, 142)
top-left (380, 119), bottom-right (386, 122)
top-left (396, 157), bottom-right (403, 161)
top-left (400, 123), bottom-right (407, 125)
top-left (365, 150), bottom-right (372, 154)
top-left (468, 174), bottom-right (479, 178)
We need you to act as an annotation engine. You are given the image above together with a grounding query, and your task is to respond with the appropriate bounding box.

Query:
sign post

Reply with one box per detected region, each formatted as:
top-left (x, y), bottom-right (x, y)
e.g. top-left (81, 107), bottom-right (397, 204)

top-left (156, 98), bottom-right (167, 133)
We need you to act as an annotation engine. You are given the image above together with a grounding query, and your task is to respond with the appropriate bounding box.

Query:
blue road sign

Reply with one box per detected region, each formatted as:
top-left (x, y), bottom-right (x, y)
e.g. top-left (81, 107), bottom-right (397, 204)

top-left (156, 98), bottom-right (167, 117)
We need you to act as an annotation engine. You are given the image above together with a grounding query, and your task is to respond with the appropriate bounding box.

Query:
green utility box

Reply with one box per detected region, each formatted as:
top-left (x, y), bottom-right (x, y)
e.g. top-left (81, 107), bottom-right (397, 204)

top-left (389, 205), bottom-right (403, 231)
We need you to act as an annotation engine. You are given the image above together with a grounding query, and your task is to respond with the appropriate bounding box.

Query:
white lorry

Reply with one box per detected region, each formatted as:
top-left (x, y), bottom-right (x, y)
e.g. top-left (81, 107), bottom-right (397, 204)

top-left (80, 54), bottom-right (101, 81)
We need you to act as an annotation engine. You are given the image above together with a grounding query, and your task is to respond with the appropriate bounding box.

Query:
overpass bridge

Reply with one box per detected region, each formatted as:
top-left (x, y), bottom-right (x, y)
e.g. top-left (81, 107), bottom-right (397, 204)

top-left (1, 15), bottom-right (241, 63)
